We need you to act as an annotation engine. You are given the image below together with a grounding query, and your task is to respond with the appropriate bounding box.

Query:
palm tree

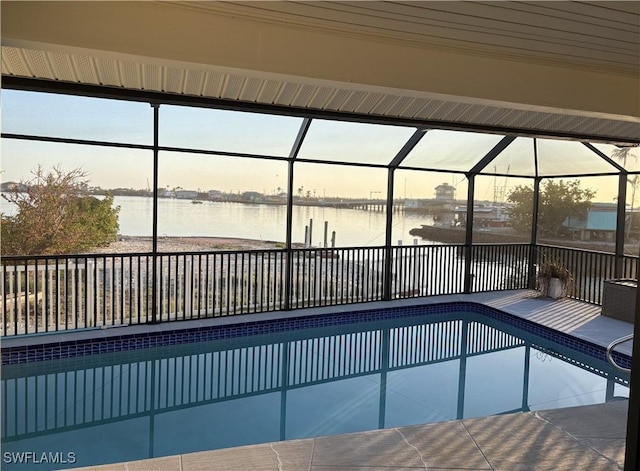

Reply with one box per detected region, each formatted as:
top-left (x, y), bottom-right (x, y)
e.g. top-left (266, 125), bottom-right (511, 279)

top-left (612, 146), bottom-right (640, 238)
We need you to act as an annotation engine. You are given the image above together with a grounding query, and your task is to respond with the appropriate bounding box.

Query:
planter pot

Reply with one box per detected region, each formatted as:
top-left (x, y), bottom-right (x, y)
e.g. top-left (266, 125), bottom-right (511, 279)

top-left (547, 277), bottom-right (565, 299)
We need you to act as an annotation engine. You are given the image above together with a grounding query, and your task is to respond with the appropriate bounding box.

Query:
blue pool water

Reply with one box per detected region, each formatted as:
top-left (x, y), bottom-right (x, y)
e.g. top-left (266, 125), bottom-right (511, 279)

top-left (1, 308), bottom-right (630, 470)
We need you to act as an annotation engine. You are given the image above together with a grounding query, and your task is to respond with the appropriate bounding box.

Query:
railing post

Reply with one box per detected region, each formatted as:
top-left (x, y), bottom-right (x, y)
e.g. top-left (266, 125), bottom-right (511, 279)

top-left (87, 260), bottom-right (94, 327)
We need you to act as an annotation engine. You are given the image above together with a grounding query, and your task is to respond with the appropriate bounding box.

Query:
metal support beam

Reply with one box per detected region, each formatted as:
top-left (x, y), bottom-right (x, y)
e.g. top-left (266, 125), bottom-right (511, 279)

top-left (384, 128), bottom-right (428, 300)
top-left (528, 177), bottom-right (542, 289)
top-left (384, 168), bottom-right (396, 300)
top-left (461, 137), bottom-right (516, 294)
top-left (389, 128), bottom-right (429, 168)
top-left (284, 118), bottom-right (312, 310)
top-left (463, 175), bottom-right (475, 293)
top-left (527, 139), bottom-right (541, 289)
top-left (583, 142), bottom-right (627, 172)
top-left (615, 173), bottom-right (628, 278)
top-left (284, 160), bottom-right (295, 311)
top-left (468, 135), bottom-right (517, 175)
top-left (151, 103), bottom-right (160, 324)
top-left (10, 76), bottom-right (640, 144)
top-left (623, 278), bottom-right (640, 471)
top-left (587, 141), bottom-right (628, 277)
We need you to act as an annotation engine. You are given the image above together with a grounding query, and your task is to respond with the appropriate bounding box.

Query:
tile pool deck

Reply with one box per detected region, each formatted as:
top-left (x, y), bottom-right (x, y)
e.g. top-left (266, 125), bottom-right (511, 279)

top-left (81, 400), bottom-right (628, 470)
top-left (60, 290), bottom-right (635, 471)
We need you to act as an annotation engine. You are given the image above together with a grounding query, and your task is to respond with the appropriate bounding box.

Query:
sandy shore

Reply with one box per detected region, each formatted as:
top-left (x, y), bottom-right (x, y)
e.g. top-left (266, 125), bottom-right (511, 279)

top-left (92, 236), bottom-right (287, 253)
top-left (91, 235), bottom-right (638, 255)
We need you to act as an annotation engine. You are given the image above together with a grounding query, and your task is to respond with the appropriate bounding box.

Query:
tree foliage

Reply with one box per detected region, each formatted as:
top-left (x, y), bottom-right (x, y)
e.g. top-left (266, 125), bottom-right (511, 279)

top-left (1, 166), bottom-right (120, 256)
top-left (611, 147), bottom-right (640, 206)
top-left (507, 180), bottom-right (595, 237)
top-left (611, 146), bottom-right (640, 239)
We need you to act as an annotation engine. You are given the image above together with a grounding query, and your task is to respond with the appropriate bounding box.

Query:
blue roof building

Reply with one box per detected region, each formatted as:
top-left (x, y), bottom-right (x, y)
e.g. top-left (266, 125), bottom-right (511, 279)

top-left (564, 203), bottom-right (618, 241)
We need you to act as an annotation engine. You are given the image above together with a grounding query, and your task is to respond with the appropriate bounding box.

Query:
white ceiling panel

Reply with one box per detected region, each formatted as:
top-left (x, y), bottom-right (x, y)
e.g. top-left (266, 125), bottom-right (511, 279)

top-left (2, 0), bottom-right (638, 143)
top-left (72, 55), bottom-right (99, 84)
top-left (289, 84), bottom-right (317, 108)
top-left (201, 71), bottom-right (225, 98)
top-left (163, 67), bottom-right (185, 95)
top-left (220, 73), bottom-right (244, 100)
top-left (95, 57), bottom-right (120, 88)
top-left (184, 70), bottom-right (206, 96)
top-left (307, 86), bottom-right (336, 109)
top-left (49, 52), bottom-right (76, 83)
top-left (194, 1), bottom-right (639, 74)
top-left (239, 77), bottom-right (263, 103)
top-left (256, 79), bottom-right (281, 104)
top-left (142, 63), bottom-right (162, 92)
top-left (22, 49), bottom-right (54, 80)
top-left (119, 61), bottom-right (141, 90)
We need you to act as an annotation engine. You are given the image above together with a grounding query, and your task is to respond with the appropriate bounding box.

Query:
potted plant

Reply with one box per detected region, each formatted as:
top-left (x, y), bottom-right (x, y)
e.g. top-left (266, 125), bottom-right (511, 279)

top-left (537, 256), bottom-right (573, 299)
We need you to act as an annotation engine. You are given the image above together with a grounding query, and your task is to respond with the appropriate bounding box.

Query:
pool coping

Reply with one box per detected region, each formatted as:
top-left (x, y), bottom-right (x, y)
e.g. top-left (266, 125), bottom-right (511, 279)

top-left (1, 290), bottom-right (633, 369)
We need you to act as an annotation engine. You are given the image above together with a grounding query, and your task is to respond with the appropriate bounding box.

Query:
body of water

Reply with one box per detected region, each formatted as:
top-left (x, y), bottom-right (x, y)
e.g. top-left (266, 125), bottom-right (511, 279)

top-left (115, 196), bottom-right (436, 247)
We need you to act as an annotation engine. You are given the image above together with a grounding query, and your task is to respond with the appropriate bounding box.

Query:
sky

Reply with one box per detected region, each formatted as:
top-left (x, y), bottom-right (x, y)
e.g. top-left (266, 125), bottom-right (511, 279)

top-left (2, 89), bottom-right (638, 204)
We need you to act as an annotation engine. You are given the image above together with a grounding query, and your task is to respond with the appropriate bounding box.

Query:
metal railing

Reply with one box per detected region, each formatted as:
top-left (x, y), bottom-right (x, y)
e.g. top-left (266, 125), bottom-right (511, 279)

top-left (606, 334), bottom-right (633, 373)
top-left (290, 247), bottom-right (386, 308)
top-left (535, 244), bottom-right (638, 304)
top-left (2, 247), bottom-right (389, 335)
top-left (2, 244), bottom-right (637, 336)
top-left (391, 244), bottom-right (466, 297)
top-left (471, 244), bottom-right (532, 292)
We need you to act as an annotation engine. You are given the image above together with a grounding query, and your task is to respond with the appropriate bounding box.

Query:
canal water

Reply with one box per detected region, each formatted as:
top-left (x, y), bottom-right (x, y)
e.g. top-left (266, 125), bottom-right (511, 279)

top-left (114, 196), bottom-right (437, 247)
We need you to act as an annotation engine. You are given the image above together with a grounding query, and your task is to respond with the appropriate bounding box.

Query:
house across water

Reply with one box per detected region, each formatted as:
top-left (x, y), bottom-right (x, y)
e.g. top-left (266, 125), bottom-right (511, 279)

top-left (564, 203), bottom-right (620, 242)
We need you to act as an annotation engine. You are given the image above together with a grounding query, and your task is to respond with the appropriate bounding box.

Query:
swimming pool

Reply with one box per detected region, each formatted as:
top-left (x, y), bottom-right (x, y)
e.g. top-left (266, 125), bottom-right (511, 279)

top-left (1, 303), bottom-right (630, 470)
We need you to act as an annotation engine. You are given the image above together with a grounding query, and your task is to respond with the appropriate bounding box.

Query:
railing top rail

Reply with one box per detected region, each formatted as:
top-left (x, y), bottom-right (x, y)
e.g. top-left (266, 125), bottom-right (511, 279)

top-left (537, 243), bottom-right (637, 258)
top-left (0, 248), bottom-right (288, 261)
top-left (4, 242), bottom-right (629, 262)
top-left (156, 248), bottom-right (287, 256)
top-left (470, 243), bottom-right (530, 247)
top-left (296, 246), bottom-right (386, 251)
top-left (1, 252), bottom-right (155, 262)
top-left (1, 243), bottom-right (470, 262)
top-left (394, 244), bottom-right (467, 249)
